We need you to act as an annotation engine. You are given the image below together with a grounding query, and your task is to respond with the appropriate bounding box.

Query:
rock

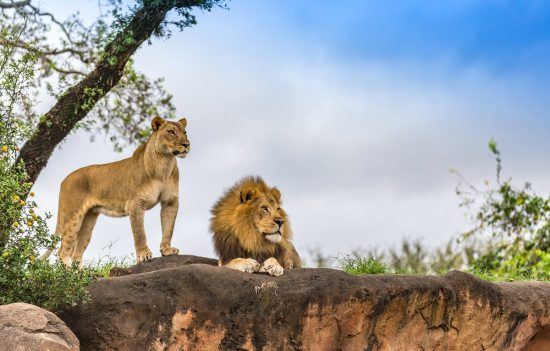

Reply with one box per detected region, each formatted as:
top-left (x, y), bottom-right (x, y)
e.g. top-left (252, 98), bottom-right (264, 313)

top-left (62, 255), bottom-right (550, 351)
top-left (108, 254), bottom-right (217, 277)
top-left (0, 302), bottom-right (79, 351)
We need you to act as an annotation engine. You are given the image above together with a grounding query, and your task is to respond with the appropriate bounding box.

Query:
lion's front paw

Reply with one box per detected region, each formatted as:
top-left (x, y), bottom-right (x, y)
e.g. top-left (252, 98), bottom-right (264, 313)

top-left (136, 247), bottom-right (153, 262)
top-left (227, 258), bottom-right (260, 273)
top-left (260, 257), bottom-right (284, 276)
top-left (160, 246), bottom-right (179, 256)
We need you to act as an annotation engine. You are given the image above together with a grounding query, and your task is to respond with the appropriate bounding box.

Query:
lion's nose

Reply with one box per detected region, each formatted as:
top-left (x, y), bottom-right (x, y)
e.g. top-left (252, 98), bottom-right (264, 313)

top-left (182, 142), bottom-right (190, 148)
top-left (274, 218), bottom-right (284, 227)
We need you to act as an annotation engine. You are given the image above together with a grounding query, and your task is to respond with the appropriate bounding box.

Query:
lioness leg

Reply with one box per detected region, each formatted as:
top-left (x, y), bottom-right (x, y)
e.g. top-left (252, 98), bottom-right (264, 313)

top-left (57, 209), bottom-right (86, 266)
top-left (160, 198), bottom-right (179, 256)
top-left (259, 257), bottom-right (284, 276)
top-left (71, 210), bottom-right (99, 266)
top-left (223, 258), bottom-right (260, 273)
top-left (128, 198), bottom-right (153, 262)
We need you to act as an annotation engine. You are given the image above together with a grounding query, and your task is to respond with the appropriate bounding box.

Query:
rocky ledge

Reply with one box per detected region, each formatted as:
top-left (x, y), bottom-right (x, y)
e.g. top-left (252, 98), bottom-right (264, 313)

top-left (61, 255), bottom-right (549, 351)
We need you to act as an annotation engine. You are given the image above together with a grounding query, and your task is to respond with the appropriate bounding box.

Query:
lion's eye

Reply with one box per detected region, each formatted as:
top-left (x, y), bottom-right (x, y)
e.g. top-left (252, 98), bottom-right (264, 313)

top-left (277, 207), bottom-right (281, 211)
top-left (261, 206), bottom-right (268, 212)
top-left (168, 130), bottom-right (176, 135)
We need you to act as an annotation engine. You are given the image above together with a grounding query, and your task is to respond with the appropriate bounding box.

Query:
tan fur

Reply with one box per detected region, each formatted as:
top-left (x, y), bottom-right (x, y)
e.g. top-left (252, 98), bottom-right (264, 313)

top-left (210, 176), bottom-right (301, 276)
top-left (50, 117), bottom-right (190, 265)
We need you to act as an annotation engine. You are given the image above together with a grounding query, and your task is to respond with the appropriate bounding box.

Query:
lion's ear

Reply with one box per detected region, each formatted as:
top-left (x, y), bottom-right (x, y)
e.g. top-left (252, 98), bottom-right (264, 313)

top-left (241, 187), bottom-right (257, 204)
top-left (151, 116), bottom-right (166, 132)
top-left (178, 117), bottom-right (187, 128)
top-left (271, 187), bottom-right (281, 202)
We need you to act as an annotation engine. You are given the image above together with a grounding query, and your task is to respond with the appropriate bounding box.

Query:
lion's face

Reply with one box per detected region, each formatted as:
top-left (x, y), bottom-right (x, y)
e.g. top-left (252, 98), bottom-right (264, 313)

top-left (241, 186), bottom-right (286, 244)
top-left (151, 117), bottom-right (190, 158)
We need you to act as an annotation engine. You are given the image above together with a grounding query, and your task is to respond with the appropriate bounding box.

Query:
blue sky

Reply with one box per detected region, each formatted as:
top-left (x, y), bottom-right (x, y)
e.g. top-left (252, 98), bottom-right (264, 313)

top-left (198, 0), bottom-right (550, 75)
top-left (35, 0), bottom-right (550, 263)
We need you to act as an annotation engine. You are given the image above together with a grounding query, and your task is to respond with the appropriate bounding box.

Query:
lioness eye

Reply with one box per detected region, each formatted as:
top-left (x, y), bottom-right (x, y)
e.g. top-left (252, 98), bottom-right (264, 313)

top-left (261, 206), bottom-right (268, 212)
top-left (168, 130), bottom-right (176, 135)
top-left (277, 207), bottom-right (281, 211)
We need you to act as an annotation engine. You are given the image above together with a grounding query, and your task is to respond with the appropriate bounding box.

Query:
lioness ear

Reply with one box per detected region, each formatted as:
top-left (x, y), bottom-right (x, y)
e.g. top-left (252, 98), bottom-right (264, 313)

top-left (178, 117), bottom-right (187, 128)
top-left (271, 187), bottom-right (281, 202)
top-left (151, 117), bottom-right (166, 132)
top-left (241, 187), bottom-right (257, 204)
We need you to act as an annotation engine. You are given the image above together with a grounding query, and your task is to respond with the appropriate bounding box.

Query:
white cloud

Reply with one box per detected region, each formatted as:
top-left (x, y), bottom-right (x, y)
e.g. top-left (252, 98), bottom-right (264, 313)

top-left (31, 1), bottom-right (550, 264)
top-left (33, 53), bottom-right (550, 264)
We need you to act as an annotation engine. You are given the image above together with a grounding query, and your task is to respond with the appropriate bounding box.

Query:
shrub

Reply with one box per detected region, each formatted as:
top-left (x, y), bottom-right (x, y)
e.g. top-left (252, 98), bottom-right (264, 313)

top-left (339, 255), bottom-right (392, 275)
top-left (456, 139), bottom-right (550, 279)
top-left (0, 28), bottom-right (96, 312)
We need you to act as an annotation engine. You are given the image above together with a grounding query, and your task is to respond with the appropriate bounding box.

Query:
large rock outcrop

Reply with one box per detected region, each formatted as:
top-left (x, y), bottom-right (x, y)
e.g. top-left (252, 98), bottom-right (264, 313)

top-left (62, 255), bottom-right (549, 351)
top-left (0, 302), bottom-right (79, 351)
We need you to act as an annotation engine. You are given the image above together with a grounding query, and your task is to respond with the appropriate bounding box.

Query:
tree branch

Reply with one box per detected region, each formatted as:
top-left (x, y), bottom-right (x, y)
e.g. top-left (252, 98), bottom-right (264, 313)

top-left (0, 1), bottom-right (30, 9)
top-left (16, 0), bottom-right (219, 184)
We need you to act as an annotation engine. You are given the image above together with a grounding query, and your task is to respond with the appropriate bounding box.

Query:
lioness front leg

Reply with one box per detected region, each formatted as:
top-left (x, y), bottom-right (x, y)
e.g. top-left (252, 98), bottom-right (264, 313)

top-left (160, 198), bottom-right (179, 256)
top-left (129, 199), bottom-right (153, 262)
top-left (259, 257), bottom-right (284, 276)
top-left (223, 258), bottom-right (260, 273)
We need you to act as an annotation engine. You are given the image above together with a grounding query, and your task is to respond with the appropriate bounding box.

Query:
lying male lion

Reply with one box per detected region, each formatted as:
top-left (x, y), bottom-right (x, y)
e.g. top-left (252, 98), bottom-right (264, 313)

top-left (43, 117), bottom-right (190, 265)
top-left (210, 176), bottom-right (301, 276)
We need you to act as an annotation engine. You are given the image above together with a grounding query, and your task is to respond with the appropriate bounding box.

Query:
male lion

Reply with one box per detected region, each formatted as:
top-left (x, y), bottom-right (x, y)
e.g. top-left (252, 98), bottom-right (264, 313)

top-left (210, 176), bottom-right (301, 276)
top-left (43, 116), bottom-right (190, 266)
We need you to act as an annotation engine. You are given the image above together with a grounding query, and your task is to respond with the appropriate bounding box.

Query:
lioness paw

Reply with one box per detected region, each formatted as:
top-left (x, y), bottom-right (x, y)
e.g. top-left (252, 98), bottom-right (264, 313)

top-left (60, 255), bottom-right (72, 267)
top-left (260, 257), bottom-right (284, 277)
top-left (137, 247), bottom-right (153, 262)
top-left (161, 246), bottom-right (179, 256)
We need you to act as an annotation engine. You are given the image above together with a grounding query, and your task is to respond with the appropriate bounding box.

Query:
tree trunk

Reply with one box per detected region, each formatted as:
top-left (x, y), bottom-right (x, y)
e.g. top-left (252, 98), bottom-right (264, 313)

top-left (16, 0), bottom-right (206, 184)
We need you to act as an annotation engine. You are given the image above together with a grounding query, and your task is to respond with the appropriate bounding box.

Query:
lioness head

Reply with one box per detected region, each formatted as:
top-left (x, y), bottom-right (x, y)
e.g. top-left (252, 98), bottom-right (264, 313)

top-left (151, 116), bottom-right (190, 158)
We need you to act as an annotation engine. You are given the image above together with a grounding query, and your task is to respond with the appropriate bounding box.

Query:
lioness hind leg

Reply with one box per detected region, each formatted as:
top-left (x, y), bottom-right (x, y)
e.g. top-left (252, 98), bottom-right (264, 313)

top-left (224, 258), bottom-right (261, 273)
top-left (71, 210), bottom-right (99, 266)
top-left (57, 210), bottom-right (86, 266)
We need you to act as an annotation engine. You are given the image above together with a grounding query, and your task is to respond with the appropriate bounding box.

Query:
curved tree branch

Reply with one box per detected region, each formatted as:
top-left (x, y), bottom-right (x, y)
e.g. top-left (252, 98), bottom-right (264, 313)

top-left (0, 1), bottom-right (30, 9)
top-left (16, 0), bottom-right (222, 184)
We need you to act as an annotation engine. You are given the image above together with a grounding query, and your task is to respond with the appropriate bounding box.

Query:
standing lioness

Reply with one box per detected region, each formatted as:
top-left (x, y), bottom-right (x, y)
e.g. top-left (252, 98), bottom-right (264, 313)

top-left (47, 116), bottom-right (190, 265)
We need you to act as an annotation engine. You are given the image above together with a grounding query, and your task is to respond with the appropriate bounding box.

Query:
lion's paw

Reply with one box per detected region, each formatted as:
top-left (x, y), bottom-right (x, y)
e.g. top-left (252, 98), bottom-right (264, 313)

top-left (260, 257), bottom-right (284, 277)
top-left (137, 247), bottom-right (153, 262)
top-left (161, 246), bottom-right (179, 256)
top-left (229, 258), bottom-right (260, 273)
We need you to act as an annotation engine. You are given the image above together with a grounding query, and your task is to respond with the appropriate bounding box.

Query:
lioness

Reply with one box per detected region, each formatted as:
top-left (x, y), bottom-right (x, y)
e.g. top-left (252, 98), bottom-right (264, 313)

top-left (45, 116), bottom-right (190, 265)
top-left (210, 176), bottom-right (301, 276)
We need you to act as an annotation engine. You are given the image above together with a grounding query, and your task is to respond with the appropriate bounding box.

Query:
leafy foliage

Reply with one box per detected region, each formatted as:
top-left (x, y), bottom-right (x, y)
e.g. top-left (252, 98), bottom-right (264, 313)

top-left (334, 140), bottom-right (549, 281)
top-left (0, 0), bottom-right (197, 150)
top-left (456, 139), bottom-right (550, 279)
top-left (0, 30), bottom-right (95, 312)
top-left (339, 255), bottom-right (391, 275)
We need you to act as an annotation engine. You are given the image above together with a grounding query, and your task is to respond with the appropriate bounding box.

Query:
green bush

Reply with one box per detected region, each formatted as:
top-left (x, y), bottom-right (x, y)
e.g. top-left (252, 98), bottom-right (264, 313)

top-left (0, 28), bottom-right (96, 312)
top-left (456, 139), bottom-right (550, 280)
top-left (339, 140), bottom-right (550, 282)
top-left (339, 255), bottom-right (392, 275)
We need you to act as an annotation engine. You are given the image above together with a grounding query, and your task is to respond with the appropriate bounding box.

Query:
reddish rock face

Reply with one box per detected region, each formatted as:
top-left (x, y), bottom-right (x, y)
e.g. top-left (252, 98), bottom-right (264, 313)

top-left (0, 302), bottom-right (79, 351)
top-left (61, 255), bottom-right (549, 351)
